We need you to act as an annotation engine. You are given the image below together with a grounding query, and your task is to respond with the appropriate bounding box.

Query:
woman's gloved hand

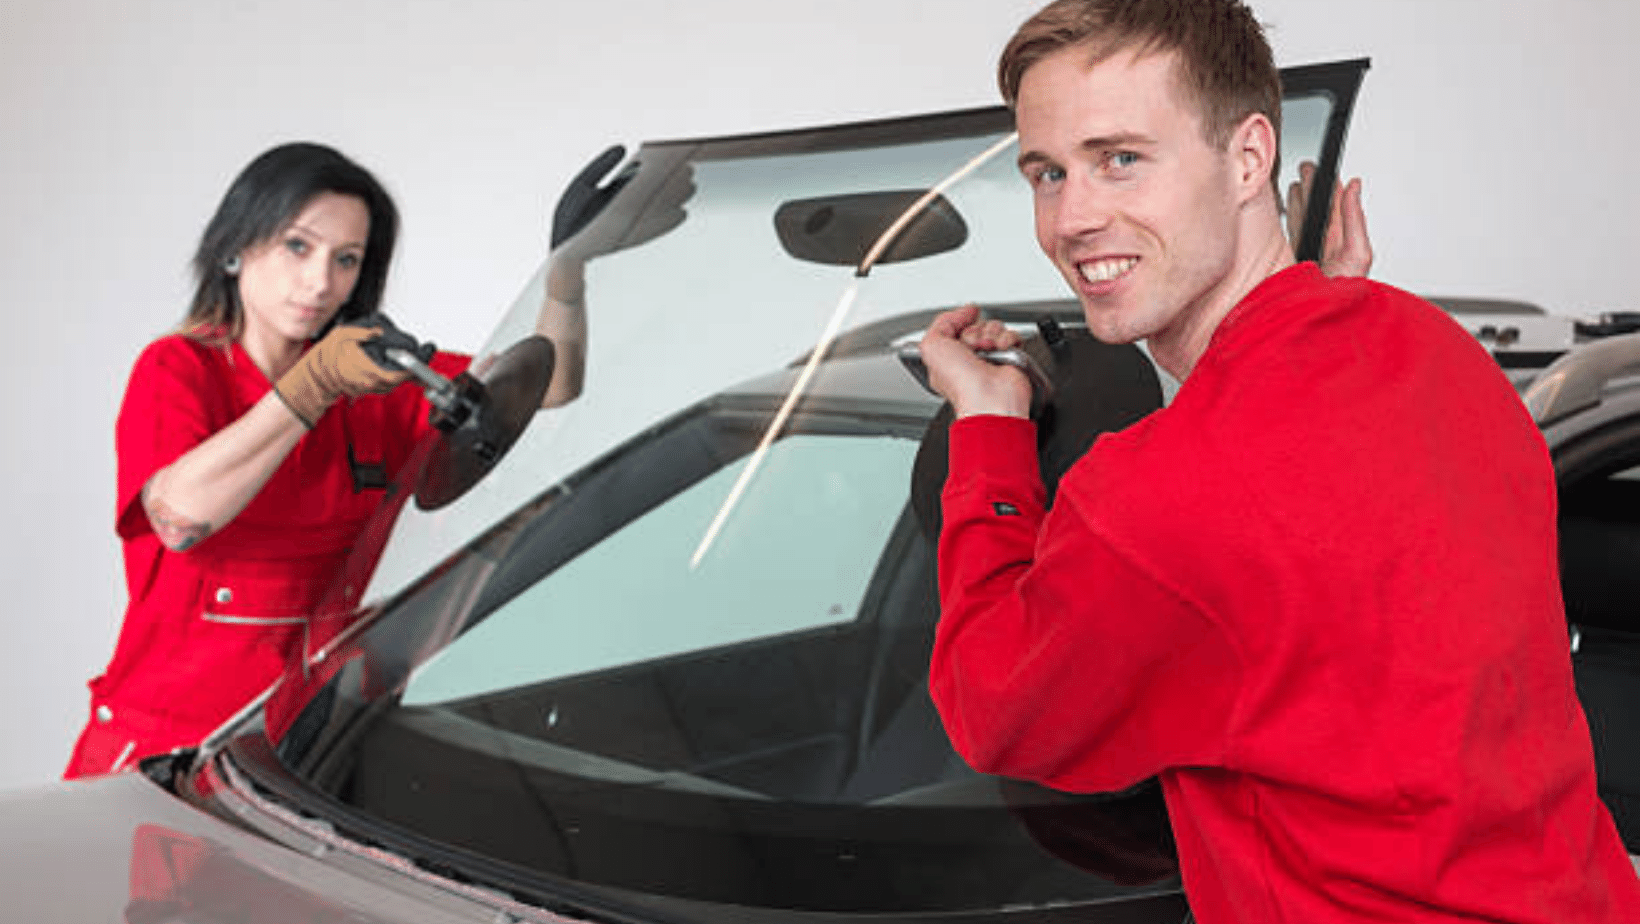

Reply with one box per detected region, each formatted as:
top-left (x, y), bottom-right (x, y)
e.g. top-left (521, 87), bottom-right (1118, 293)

top-left (274, 324), bottom-right (409, 427)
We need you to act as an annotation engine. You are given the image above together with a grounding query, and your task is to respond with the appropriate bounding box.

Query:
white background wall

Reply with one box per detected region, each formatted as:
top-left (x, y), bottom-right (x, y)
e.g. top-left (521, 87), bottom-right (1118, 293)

top-left (1, 0), bottom-right (1635, 790)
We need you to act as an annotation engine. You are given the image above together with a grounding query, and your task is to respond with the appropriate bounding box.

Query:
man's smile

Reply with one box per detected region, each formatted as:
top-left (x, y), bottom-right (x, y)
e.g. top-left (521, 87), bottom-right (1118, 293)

top-left (1076, 256), bottom-right (1139, 284)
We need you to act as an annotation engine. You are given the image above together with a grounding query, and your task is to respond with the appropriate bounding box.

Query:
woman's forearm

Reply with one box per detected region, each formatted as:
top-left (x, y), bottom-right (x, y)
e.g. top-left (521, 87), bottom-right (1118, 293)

top-left (141, 392), bottom-right (307, 551)
top-left (534, 293), bottom-right (587, 408)
top-left (536, 258), bottom-right (588, 408)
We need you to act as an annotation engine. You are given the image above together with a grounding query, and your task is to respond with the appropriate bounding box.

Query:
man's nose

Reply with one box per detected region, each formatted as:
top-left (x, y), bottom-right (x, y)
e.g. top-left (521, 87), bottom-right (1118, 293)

top-left (1055, 173), bottom-right (1115, 239)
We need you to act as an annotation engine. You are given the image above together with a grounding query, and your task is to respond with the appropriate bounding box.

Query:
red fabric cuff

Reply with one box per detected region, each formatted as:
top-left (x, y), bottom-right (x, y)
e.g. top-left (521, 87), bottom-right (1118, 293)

top-left (946, 415), bottom-right (1039, 488)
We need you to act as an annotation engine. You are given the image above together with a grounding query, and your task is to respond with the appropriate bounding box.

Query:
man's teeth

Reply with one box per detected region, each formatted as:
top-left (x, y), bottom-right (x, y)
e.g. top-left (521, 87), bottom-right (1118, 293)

top-left (1079, 257), bottom-right (1137, 283)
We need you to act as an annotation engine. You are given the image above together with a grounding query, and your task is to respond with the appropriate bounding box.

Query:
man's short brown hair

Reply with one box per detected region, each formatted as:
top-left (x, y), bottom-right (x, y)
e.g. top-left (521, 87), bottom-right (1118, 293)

top-left (999, 0), bottom-right (1282, 163)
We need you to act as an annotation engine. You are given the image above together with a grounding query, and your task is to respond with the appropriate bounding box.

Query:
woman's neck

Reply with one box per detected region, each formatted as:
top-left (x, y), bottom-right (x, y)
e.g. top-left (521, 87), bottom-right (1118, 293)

top-left (238, 325), bottom-right (305, 382)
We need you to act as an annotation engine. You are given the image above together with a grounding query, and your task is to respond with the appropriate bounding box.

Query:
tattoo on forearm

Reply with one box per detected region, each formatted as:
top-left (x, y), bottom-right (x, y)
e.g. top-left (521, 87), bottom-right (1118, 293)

top-left (142, 481), bottom-right (213, 551)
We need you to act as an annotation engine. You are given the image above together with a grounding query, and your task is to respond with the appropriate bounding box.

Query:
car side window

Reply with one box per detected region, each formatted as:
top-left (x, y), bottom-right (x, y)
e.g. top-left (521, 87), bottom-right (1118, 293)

top-left (1279, 93), bottom-right (1335, 249)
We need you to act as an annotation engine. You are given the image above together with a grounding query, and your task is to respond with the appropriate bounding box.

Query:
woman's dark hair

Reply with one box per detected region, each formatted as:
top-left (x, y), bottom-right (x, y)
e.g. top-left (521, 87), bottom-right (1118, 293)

top-left (184, 142), bottom-right (399, 342)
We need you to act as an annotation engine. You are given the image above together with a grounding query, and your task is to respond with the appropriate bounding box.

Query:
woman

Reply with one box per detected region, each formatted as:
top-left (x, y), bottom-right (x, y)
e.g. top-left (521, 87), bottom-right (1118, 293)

top-left (65, 143), bottom-right (470, 778)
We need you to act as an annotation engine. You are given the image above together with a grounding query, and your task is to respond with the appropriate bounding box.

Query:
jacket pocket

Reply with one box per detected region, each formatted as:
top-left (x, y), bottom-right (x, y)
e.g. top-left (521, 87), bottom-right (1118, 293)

top-left (197, 563), bottom-right (328, 626)
top-left (179, 562), bottom-right (330, 720)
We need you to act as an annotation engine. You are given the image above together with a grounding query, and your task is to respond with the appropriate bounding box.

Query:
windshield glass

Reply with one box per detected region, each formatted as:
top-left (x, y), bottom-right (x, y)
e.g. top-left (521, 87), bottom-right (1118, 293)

top-left (245, 67), bottom-right (1362, 920)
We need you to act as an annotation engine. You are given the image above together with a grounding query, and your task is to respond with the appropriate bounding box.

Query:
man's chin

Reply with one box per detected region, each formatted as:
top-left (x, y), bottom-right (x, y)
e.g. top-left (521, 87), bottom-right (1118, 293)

top-left (1079, 309), bottom-right (1144, 347)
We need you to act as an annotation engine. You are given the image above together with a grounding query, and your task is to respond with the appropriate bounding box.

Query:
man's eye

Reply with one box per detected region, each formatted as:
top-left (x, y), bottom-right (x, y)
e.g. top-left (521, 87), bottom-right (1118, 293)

top-left (1031, 165), bottom-right (1066, 187)
top-left (1109, 151), bottom-right (1140, 170)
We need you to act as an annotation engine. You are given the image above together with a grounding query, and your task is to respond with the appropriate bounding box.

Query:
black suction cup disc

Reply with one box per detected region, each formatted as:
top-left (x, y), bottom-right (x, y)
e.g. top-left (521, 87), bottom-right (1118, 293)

top-left (910, 328), bottom-right (1164, 540)
top-left (415, 335), bottom-right (556, 511)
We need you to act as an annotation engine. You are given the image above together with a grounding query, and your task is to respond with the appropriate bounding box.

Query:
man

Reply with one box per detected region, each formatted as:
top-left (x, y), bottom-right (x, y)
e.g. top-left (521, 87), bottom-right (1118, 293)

top-left (919, 1), bottom-right (1640, 921)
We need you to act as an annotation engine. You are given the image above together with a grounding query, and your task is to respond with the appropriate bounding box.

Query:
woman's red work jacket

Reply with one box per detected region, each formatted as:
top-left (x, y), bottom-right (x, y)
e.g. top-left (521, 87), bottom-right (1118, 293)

top-left (65, 334), bottom-right (468, 778)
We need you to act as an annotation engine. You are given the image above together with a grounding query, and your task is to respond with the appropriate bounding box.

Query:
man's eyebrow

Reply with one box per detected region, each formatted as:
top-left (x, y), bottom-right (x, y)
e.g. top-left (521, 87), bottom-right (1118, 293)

top-left (1080, 131), bottom-right (1158, 151)
top-left (1017, 150), bottom-right (1053, 173)
top-left (1018, 132), bottom-right (1160, 172)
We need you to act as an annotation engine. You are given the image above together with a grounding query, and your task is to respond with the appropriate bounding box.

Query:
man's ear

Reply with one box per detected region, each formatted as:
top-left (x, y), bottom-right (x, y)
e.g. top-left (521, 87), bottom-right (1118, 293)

top-left (1230, 112), bottom-right (1279, 204)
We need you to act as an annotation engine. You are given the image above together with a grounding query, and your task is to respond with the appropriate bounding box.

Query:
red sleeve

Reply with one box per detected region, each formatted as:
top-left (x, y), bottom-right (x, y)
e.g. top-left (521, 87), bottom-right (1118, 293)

top-left (928, 415), bottom-right (1243, 794)
top-left (113, 338), bottom-right (224, 540)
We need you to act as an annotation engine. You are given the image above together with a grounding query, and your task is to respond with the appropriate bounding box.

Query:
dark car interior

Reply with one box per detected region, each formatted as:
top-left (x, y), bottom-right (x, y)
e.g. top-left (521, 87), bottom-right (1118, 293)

top-left (1556, 426), bottom-right (1640, 850)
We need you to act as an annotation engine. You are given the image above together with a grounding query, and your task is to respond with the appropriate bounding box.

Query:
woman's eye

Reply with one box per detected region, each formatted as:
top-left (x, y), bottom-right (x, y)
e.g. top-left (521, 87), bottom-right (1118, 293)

top-left (337, 253), bottom-right (361, 270)
top-left (284, 237), bottom-right (309, 255)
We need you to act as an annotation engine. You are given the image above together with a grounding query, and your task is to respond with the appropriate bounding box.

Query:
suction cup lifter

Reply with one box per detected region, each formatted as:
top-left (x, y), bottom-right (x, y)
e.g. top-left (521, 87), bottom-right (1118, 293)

top-left (353, 313), bottom-right (557, 511)
top-left (413, 335), bottom-right (555, 511)
top-left (905, 316), bottom-right (1165, 541)
top-left (383, 347), bottom-right (482, 433)
top-left (354, 312), bottom-right (479, 434)
top-left (896, 317), bottom-right (1061, 419)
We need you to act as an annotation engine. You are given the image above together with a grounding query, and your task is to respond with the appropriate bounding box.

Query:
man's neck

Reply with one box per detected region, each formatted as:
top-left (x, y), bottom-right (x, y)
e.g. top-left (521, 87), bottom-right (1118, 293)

top-left (1148, 219), bottom-right (1295, 382)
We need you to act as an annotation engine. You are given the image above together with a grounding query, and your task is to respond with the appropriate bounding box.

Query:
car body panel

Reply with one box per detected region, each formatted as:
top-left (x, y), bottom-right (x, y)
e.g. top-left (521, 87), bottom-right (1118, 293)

top-left (0, 773), bottom-right (535, 924)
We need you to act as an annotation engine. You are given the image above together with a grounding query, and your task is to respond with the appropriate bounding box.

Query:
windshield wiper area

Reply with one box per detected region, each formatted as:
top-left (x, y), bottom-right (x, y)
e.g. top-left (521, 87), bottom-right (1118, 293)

top-left (205, 737), bottom-right (655, 924)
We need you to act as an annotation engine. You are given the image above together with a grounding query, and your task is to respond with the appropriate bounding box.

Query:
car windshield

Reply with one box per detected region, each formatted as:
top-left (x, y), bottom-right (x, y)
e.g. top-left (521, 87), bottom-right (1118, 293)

top-left (229, 63), bottom-right (1365, 921)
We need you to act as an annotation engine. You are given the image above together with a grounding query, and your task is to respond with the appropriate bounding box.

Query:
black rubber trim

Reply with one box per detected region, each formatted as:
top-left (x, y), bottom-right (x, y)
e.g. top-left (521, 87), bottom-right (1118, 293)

top-left (1552, 413), bottom-right (1640, 486)
top-left (1494, 350), bottom-right (1566, 370)
top-left (1280, 59), bottom-right (1372, 265)
top-left (630, 59), bottom-right (1370, 170)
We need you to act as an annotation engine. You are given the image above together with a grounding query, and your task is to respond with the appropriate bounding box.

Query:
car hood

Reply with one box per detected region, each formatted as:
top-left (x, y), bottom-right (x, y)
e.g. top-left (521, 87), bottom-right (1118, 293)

top-left (0, 772), bottom-right (528, 924)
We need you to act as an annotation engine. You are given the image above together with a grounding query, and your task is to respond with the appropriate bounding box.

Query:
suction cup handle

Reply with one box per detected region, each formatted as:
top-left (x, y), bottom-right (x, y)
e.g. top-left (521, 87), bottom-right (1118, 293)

top-left (353, 312), bottom-right (436, 372)
top-left (895, 341), bottom-right (1054, 416)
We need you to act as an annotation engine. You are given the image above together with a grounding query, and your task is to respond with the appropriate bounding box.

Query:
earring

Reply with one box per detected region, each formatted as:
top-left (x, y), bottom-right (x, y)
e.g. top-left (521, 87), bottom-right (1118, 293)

top-left (223, 255), bottom-right (242, 275)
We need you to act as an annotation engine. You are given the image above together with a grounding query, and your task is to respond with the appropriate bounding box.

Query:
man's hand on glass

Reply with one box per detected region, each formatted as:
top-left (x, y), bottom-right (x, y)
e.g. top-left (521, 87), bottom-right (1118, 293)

top-left (1286, 160), bottom-right (1373, 279)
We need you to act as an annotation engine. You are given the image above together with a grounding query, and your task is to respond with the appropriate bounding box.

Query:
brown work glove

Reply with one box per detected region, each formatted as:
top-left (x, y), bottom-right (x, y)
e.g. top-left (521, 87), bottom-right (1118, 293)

top-left (274, 325), bottom-right (409, 428)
